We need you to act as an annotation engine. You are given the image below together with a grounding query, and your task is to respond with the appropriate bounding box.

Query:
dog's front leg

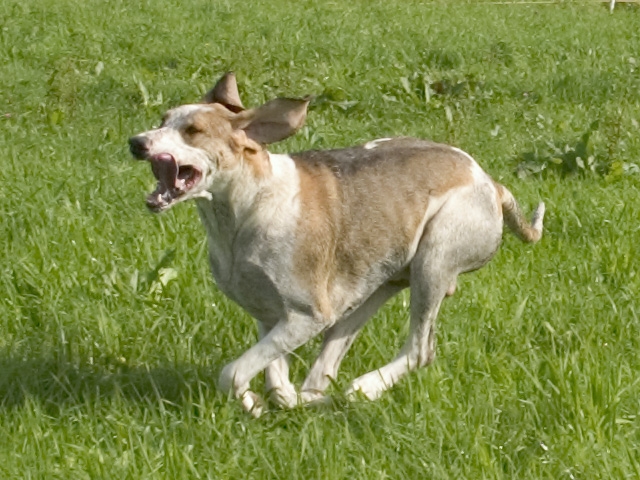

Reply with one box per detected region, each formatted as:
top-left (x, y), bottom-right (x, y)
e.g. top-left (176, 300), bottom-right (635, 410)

top-left (219, 312), bottom-right (326, 416)
top-left (257, 322), bottom-right (298, 409)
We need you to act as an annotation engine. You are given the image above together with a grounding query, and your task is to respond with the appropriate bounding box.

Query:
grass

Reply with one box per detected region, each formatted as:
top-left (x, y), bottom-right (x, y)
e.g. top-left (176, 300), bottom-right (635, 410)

top-left (1, 0), bottom-right (640, 477)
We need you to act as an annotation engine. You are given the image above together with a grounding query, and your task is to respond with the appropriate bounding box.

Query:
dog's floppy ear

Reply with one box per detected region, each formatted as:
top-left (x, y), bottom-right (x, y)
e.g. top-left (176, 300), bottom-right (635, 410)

top-left (202, 72), bottom-right (245, 113)
top-left (233, 97), bottom-right (311, 145)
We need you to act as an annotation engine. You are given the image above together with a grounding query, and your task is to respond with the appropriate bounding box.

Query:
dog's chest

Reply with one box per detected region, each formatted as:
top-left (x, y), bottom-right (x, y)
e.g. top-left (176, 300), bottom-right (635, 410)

top-left (211, 240), bottom-right (298, 325)
top-left (196, 200), bottom-right (299, 325)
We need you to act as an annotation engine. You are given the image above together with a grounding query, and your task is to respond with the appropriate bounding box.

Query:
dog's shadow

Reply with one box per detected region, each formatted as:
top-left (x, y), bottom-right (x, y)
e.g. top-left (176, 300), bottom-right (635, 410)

top-left (0, 351), bottom-right (217, 412)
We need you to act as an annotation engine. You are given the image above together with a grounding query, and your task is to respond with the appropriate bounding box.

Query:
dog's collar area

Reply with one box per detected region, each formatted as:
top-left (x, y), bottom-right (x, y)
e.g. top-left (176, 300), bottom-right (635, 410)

top-left (146, 153), bottom-right (202, 212)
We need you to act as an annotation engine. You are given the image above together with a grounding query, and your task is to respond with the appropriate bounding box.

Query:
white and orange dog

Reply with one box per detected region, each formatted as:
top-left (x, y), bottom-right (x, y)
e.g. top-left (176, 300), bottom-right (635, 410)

top-left (129, 73), bottom-right (545, 416)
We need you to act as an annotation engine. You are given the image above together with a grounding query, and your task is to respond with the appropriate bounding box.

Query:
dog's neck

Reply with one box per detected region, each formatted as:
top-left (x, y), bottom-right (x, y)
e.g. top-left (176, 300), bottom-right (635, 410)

top-left (199, 150), bottom-right (295, 212)
top-left (195, 150), bottom-right (300, 248)
top-left (194, 168), bottom-right (258, 251)
top-left (197, 152), bottom-right (259, 214)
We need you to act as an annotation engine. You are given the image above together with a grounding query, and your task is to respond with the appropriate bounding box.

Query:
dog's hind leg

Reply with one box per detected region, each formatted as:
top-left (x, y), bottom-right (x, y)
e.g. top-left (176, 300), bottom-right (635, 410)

top-left (258, 322), bottom-right (298, 409)
top-left (345, 264), bottom-right (450, 401)
top-left (346, 186), bottom-right (503, 401)
top-left (300, 284), bottom-right (403, 404)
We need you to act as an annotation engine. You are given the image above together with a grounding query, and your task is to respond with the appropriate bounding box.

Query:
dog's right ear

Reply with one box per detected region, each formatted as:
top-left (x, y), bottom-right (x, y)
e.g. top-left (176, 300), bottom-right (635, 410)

top-left (202, 72), bottom-right (245, 113)
top-left (232, 97), bottom-right (311, 145)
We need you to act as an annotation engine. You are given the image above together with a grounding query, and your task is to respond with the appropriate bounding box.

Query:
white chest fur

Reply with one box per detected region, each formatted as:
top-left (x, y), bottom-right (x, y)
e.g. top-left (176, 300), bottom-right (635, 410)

top-left (195, 153), bottom-right (303, 324)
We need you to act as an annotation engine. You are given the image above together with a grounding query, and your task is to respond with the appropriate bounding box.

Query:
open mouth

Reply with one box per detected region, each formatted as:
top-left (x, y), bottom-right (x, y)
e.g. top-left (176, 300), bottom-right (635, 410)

top-left (146, 153), bottom-right (202, 212)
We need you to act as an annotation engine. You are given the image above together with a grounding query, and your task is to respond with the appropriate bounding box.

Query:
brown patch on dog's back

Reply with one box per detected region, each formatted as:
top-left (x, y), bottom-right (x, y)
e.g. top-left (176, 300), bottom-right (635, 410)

top-left (290, 138), bottom-right (475, 318)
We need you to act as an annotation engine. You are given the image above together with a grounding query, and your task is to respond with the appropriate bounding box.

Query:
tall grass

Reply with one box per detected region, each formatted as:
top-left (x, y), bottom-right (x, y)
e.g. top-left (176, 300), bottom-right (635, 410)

top-left (1, 0), bottom-right (639, 478)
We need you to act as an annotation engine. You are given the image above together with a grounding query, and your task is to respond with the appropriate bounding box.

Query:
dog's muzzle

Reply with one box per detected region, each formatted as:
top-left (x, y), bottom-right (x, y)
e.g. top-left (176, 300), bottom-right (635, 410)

top-left (129, 136), bottom-right (202, 212)
top-left (129, 136), bottom-right (149, 160)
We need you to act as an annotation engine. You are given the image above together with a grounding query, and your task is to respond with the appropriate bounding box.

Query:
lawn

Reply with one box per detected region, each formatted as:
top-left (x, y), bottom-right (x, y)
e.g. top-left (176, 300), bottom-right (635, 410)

top-left (1, 0), bottom-right (639, 478)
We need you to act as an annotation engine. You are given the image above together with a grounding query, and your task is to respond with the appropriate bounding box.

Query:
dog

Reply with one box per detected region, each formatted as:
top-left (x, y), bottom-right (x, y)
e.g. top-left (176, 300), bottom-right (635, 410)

top-left (129, 72), bottom-right (545, 416)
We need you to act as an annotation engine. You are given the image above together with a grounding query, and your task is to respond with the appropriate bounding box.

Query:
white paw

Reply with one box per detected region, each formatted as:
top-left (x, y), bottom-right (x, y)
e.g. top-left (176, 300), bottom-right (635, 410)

top-left (346, 372), bottom-right (388, 401)
top-left (300, 390), bottom-right (332, 406)
top-left (241, 390), bottom-right (264, 418)
top-left (267, 386), bottom-right (298, 409)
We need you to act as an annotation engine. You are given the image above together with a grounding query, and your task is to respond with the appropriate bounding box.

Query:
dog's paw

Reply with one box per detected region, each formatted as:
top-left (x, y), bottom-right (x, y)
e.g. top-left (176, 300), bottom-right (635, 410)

top-left (241, 390), bottom-right (265, 418)
top-left (267, 386), bottom-right (298, 410)
top-left (346, 373), bottom-right (387, 401)
top-left (300, 390), bottom-right (332, 406)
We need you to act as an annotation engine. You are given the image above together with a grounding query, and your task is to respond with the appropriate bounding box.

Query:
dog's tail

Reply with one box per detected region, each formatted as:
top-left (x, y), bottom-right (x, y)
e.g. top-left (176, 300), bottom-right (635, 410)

top-left (498, 184), bottom-right (545, 243)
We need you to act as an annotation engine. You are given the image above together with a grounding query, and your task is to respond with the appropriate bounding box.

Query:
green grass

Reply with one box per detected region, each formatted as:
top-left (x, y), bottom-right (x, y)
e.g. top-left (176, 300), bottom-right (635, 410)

top-left (1, 0), bottom-right (640, 477)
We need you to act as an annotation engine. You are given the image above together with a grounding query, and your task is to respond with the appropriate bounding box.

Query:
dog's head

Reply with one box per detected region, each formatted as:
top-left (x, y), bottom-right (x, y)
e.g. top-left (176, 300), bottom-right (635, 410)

top-left (129, 72), bottom-right (310, 212)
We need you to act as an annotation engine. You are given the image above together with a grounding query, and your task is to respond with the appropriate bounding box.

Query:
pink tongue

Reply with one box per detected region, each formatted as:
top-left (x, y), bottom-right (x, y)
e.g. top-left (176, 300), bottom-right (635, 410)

top-left (151, 154), bottom-right (178, 189)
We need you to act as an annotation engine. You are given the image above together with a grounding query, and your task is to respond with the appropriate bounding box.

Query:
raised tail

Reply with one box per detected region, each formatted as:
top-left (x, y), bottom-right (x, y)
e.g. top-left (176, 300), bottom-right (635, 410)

top-left (498, 185), bottom-right (545, 243)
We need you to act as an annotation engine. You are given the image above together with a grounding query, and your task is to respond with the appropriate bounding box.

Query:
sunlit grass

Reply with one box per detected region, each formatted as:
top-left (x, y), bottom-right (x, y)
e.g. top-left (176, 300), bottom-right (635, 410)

top-left (1, 0), bottom-right (639, 478)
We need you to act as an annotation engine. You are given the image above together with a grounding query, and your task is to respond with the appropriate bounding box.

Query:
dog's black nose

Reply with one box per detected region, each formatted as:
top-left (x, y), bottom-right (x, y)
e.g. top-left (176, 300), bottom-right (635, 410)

top-left (129, 136), bottom-right (149, 159)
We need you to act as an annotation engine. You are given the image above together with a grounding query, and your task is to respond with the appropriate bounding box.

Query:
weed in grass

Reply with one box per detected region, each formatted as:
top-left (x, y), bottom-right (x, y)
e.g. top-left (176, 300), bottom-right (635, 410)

top-left (516, 117), bottom-right (640, 179)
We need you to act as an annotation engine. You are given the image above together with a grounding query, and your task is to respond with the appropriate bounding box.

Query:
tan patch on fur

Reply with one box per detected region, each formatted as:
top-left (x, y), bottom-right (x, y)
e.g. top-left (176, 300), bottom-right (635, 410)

top-left (178, 104), bottom-right (270, 178)
top-left (290, 140), bottom-right (476, 320)
top-left (180, 104), bottom-right (235, 142)
top-left (230, 130), bottom-right (271, 179)
top-left (293, 162), bottom-right (341, 320)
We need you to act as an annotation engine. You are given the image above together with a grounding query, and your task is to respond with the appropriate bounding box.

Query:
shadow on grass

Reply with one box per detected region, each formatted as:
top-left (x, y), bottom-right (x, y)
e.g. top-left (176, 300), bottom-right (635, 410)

top-left (0, 353), bottom-right (218, 412)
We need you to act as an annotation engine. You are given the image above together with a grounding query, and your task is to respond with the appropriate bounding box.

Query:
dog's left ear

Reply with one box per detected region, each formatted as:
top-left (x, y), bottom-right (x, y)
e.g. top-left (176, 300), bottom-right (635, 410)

top-left (233, 97), bottom-right (311, 145)
top-left (202, 72), bottom-right (245, 113)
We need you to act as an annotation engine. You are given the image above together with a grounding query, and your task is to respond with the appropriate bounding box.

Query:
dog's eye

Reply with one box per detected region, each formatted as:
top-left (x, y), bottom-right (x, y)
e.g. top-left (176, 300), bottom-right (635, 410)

top-left (185, 125), bottom-right (203, 136)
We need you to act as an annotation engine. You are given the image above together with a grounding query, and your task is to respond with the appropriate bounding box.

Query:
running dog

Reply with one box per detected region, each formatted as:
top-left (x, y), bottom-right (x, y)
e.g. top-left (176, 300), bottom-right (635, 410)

top-left (129, 72), bottom-right (545, 416)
